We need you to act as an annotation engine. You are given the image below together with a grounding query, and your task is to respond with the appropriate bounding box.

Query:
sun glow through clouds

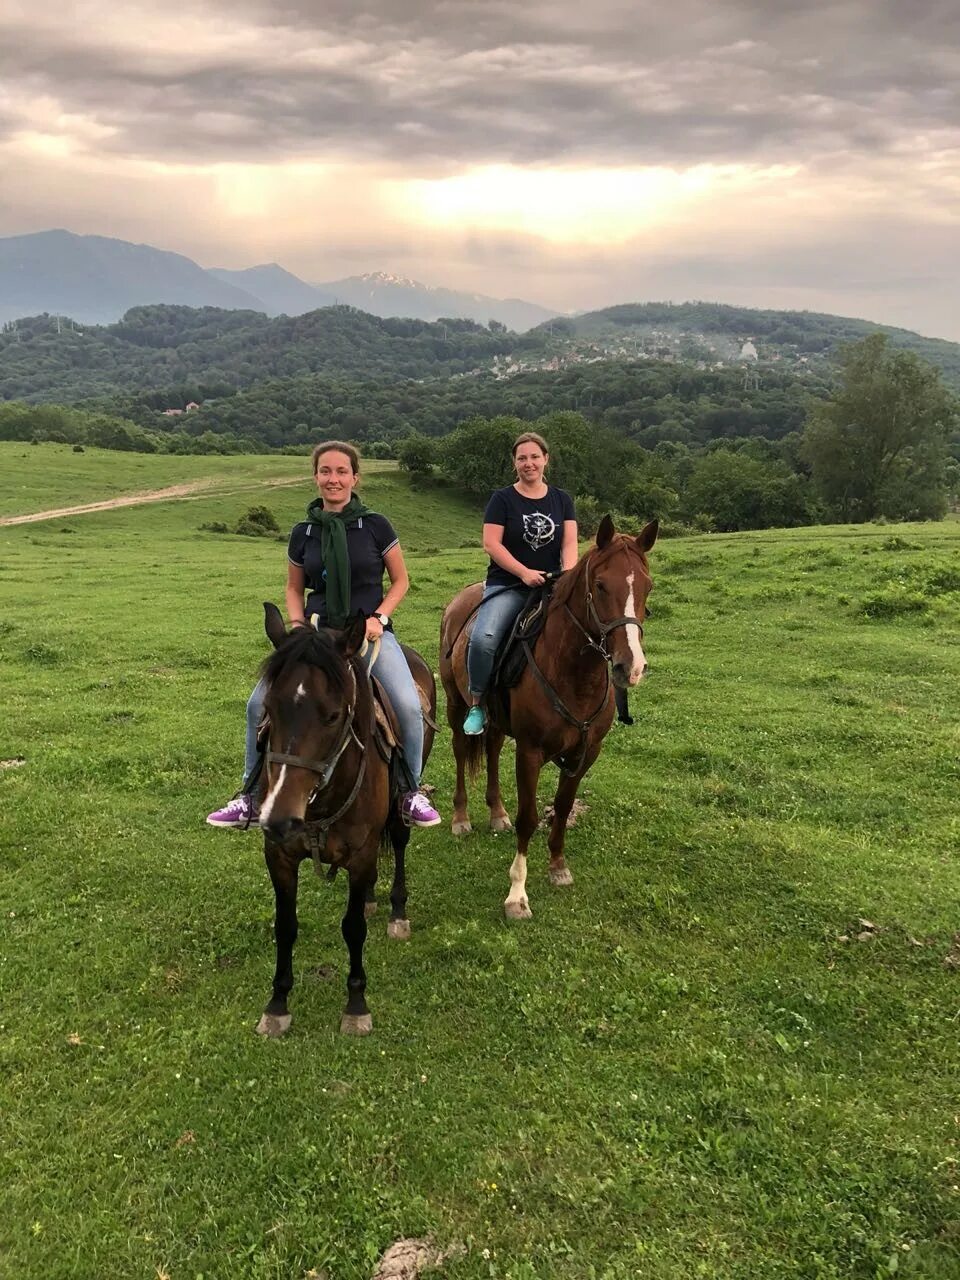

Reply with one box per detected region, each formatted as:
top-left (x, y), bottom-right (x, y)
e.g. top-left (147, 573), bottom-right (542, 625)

top-left (403, 163), bottom-right (800, 243)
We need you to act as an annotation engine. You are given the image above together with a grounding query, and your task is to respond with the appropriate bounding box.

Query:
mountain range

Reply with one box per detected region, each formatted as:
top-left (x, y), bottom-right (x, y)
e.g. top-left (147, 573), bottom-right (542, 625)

top-left (0, 230), bottom-right (558, 331)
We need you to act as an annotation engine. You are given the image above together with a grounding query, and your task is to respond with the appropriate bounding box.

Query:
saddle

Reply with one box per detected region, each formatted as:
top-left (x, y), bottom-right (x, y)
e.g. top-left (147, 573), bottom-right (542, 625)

top-left (491, 582), bottom-right (555, 691)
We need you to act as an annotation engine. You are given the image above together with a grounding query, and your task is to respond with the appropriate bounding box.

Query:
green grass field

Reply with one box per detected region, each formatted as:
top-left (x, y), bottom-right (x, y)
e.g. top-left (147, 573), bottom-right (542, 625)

top-left (2, 445), bottom-right (959, 1279)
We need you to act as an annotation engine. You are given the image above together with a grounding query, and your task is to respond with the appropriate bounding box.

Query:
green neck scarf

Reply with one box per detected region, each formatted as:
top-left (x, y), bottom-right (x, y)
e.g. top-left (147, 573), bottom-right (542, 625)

top-left (305, 494), bottom-right (375, 628)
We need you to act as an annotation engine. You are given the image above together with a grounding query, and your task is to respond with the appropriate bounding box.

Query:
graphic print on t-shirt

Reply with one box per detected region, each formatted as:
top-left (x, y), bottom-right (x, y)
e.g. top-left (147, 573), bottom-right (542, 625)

top-left (522, 511), bottom-right (557, 550)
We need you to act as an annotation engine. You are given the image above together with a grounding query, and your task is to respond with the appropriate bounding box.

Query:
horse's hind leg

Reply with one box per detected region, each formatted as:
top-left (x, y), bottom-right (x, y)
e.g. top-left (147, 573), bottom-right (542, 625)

top-left (341, 863), bottom-right (375, 1035)
top-left (257, 844), bottom-right (301, 1037)
top-left (386, 814), bottom-right (412, 940)
top-left (485, 727), bottom-right (512, 833)
top-left (449, 722), bottom-right (473, 836)
top-left (505, 745), bottom-right (542, 920)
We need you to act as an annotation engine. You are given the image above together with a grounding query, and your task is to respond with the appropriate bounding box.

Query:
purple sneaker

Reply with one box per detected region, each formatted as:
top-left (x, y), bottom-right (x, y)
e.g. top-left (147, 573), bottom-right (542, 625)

top-left (401, 791), bottom-right (441, 828)
top-left (206, 794), bottom-right (259, 829)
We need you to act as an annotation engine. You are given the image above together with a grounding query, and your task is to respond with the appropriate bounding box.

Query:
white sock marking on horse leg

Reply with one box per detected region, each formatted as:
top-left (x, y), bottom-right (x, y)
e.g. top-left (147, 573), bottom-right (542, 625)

top-left (259, 765), bottom-right (286, 825)
top-left (624, 571), bottom-right (647, 682)
top-left (505, 853), bottom-right (528, 907)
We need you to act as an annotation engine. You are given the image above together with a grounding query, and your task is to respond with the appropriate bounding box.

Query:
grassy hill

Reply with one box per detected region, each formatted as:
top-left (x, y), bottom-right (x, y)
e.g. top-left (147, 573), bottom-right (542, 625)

top-left (1, 453), bottom-right (959, 1277)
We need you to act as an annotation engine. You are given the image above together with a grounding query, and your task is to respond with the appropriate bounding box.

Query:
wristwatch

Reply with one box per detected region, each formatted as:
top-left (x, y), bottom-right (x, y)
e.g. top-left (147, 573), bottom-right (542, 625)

top-left (373, 612), bottom-right (390, 628)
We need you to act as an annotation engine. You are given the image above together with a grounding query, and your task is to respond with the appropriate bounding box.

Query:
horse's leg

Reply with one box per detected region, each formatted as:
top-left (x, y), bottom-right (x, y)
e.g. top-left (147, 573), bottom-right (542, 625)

top-left (256, 843), bottom-right (300, 1037)
top-left (485, 726), bottom-right (512, 833)
top-left (450, 722), bottom-right (473, 836)
top-left (387, 814), bottom-right (412, 940)
top-left (548, 742), bottom-right (602, 885)
top-left (340, 864), bottom-right (375, 1035)
top-left (547, 770), bottom-right (584, 886)
top-left (364, 877), bottom-right (378, 919)
top-left (504, 744), bottom-right (542, 920)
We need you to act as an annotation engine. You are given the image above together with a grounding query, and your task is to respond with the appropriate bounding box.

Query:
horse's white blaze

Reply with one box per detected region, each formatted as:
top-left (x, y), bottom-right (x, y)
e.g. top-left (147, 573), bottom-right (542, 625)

top-left (259, 764), bottom-right (287, 825)
top-left (294, 682), bottom-right (307, 703)
top-left (623, 571), bottom-right (647, 683)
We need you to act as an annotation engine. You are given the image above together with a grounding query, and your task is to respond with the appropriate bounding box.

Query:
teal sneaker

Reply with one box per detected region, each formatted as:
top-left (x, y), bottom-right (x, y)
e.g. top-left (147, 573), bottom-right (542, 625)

top-left (463, 705), bottom-right (486, 735)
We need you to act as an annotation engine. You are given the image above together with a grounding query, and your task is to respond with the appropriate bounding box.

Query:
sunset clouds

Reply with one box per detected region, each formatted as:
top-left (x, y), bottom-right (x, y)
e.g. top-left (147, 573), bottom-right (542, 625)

top-left (2, 1), bottom-right (958, 334)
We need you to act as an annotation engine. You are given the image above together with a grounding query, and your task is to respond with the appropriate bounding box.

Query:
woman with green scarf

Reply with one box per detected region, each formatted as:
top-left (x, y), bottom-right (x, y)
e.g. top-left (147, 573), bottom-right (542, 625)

top-left (206, 441), bottom-right (441, 830)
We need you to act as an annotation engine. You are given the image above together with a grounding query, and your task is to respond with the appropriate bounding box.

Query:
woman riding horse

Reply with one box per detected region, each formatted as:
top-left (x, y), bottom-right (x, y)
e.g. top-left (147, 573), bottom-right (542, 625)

top-left (462, 431), bottom-right (578, 736)
top-left (207, 441), bottom-right (441, 830)
top-left (441, 467), bottom-right (658, 919)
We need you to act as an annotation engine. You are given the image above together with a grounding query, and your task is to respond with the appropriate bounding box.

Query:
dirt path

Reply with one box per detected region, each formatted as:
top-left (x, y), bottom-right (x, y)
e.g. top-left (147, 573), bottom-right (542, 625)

top-left (0, 476), bottom-right (306, 526)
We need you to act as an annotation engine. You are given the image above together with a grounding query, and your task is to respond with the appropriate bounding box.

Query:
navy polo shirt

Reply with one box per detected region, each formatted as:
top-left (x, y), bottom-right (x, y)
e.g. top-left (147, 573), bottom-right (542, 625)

top-left (288, 513), bottom-right (399, 624)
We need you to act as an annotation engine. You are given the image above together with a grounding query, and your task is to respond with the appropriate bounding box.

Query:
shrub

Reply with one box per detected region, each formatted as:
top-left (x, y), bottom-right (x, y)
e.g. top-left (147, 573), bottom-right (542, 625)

top-left (858, 591), bottom-right (928, 620)
top-left (233, 506), bottom-right (279, 537)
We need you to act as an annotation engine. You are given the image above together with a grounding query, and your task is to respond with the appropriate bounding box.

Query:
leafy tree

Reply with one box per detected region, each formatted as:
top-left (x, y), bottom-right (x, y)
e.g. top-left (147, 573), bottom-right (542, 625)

top-left (683, 450), bottom-right (811, 531)
top-left (801, 334), bottom-right (957, 521)
top-left (396, 433), bottom-right (436, 476)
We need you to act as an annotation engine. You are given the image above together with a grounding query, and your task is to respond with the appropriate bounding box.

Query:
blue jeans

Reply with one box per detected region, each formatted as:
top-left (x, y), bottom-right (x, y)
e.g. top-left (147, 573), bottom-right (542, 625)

top-left (467, 584), bottom-right (528, 698)
top-left (242, 630), bottom-right (424, 791)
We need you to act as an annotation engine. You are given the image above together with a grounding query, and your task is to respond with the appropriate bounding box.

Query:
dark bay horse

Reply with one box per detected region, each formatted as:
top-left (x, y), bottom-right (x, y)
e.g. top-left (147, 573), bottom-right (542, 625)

top-left (439, 516), bottom-right (657, 920)
top-left (255, 604), bottom-right (436, 1037)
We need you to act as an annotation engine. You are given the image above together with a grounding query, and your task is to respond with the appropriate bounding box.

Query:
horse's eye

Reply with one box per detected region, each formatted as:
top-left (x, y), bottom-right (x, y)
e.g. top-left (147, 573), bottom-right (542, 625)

top-left (595, 581), bottom-right (607, 595)
top-left (644, 606), bottom-right (652, 620)
top-left (323, 710), bottom-right (339, 726)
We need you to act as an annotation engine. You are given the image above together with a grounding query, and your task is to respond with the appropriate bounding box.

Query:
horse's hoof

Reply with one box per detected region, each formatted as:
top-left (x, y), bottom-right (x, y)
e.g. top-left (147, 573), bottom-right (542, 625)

top-left (387, 918), bottom-right (411, 940)
top-left (490, 815), bottom-right (513, 833)
top-left (504, 900), bottom-right (533, 921)
top-left (364, 900), bottom-right (378, 919)
top-left (549, 867), bottom-right (574, 887)
top-left (451, 820), bottom-right (473, 837)
top-left (255, 1012), bottom-right (292, 1038)
top-left (340, 1013), bottom-right (373, 1036)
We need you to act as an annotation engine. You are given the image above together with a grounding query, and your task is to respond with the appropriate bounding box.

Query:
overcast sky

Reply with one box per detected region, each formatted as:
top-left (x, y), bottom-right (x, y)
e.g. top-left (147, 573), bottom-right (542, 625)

top-left (2, 0), bottom-right (958, 336)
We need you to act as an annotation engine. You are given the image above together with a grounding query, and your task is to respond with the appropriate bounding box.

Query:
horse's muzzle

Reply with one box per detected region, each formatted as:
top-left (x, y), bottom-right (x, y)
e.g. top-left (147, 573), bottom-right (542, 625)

top-left (260, 816), bottom-right (306, 843)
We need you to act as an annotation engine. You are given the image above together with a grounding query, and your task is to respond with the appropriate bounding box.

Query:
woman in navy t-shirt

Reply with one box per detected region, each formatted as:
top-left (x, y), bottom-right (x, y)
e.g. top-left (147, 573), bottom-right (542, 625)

top-left (463, 431), bottom-right (578, 735)
top-left (207, 441), bottom-right (442, 830)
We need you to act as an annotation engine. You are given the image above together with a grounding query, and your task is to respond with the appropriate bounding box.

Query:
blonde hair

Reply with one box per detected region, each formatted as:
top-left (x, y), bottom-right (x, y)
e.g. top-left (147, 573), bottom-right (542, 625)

top-left (311, 440), bottom-right (361, 475)
top-left (512, 431), bottom-right (549, 457)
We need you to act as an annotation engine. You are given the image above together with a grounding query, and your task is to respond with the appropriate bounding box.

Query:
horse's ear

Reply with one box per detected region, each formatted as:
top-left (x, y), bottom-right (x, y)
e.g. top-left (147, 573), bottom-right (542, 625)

top-left (338, 612), bottom-right (367, 658)
top-left (596, 514), bottom-right (615, 549)
top-left (264, 602), bottom-right (288, 649)
top-left (636, 519), bottom-right (659, 554)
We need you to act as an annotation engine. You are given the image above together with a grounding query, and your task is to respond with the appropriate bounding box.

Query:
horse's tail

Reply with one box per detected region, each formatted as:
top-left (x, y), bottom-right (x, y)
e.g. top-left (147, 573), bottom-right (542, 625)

top-left (462, 729), bottom-right (487, 782)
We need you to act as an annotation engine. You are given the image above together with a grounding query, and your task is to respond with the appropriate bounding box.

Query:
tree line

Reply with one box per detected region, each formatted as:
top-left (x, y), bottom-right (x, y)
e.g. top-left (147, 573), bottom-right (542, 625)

top-left (3, 335), bottom-right (957, 530)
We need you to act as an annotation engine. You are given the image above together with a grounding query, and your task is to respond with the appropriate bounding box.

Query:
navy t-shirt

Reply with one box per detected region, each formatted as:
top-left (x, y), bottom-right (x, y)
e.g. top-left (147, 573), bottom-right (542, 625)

top-left (288, 512), bottom-right (399, 625)
top-left (483, 485), bottom-right (576, 587)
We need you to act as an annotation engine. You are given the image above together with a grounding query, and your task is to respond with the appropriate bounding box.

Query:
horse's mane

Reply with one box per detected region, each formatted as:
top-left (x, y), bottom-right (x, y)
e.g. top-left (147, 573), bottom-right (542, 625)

top-left (260, 625), bottom-right (351, 695)
top-left (549, 534), bottom-right (648, 612)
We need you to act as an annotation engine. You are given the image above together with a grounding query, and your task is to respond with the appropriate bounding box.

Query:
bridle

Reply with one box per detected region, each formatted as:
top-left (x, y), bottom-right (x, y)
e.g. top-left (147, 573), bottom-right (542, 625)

top-left (565, 549), bottom-right (648, 662)
top-left (264, 664), bottom-right (370, 863)
top-left (522, 544), bottom-right (649, 775)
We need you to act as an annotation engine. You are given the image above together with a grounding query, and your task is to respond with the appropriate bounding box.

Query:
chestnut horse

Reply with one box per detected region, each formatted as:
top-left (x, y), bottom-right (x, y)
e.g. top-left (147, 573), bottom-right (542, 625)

top-left (255, 604), bottom-right (436, 1037)
top-left (439, 517), bottom-right (657, 919)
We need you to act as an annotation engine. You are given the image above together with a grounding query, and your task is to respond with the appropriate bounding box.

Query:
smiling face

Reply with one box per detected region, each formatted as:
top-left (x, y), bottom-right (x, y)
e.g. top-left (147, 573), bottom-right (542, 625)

top-left (314, 449), bottom-right (359, 510)
top-left (514, 440), bottom-right (548, 487)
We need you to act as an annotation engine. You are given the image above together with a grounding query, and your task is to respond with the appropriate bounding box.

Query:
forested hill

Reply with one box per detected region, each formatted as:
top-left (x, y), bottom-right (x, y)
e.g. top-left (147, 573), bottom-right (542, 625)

top-left (547, 301), bottom-right (960, 385)
top-left (0, 305), bottom-right (531, 403)
top-left (5, 297), bottom-right (960, 406)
